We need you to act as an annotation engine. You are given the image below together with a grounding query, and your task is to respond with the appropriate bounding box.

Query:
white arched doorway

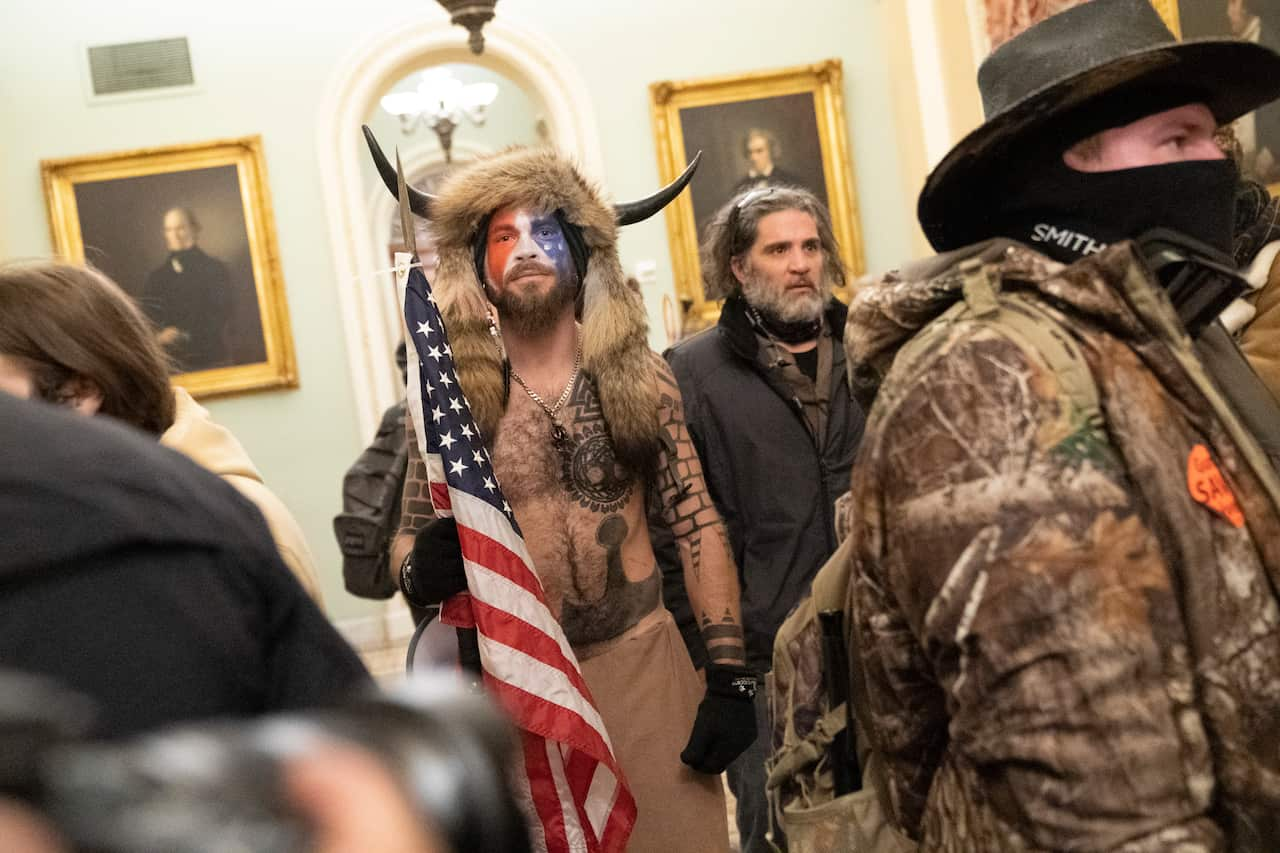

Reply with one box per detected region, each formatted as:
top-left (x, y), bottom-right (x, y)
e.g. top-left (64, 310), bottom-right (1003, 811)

top-left (317, 15), bottom-right (604, 440)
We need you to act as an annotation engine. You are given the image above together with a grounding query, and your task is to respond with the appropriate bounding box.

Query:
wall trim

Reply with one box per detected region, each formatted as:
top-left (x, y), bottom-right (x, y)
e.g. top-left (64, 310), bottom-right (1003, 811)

top-left (905, 0), bottom-right (953, 171)
top-left (317, 14), bottom-right (604, 440)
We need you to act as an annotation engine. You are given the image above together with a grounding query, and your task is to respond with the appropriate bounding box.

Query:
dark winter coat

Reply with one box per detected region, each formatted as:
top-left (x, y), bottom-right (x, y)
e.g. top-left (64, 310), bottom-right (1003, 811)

top-left (661, 294), bottom-right (864, 671)
top-left (846, 240), bottom-right (1280, 851)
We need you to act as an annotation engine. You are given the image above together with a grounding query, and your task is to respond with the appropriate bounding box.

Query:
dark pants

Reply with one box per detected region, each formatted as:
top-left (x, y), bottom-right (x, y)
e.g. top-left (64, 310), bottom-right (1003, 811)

top-left (726, 689), bottom-right (785, 852)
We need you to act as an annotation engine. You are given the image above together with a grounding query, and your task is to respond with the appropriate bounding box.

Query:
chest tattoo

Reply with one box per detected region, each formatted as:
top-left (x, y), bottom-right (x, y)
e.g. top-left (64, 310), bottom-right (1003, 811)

top-left (556, 375), bottom-right (633, 514)
top-left (559, 514), bottom-right (660, 647)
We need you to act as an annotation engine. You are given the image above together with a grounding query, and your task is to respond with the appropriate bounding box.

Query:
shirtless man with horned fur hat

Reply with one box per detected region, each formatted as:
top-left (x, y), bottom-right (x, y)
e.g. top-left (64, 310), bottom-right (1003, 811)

top-left (364, 129), bottom-right (754, 852)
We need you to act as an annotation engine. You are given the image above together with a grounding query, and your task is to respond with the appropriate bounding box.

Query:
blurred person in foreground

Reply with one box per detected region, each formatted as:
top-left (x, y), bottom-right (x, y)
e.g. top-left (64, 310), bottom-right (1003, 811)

top-left (0, 260), bottom-right (323, 603)
top-left (0, 385), bottom-right (368, 738)
top-left (0, 745), bottom-right (445, 853)
top-left (0, 670), bottom-right (529, 853)
top-left (843, 0), bottom-right (1280, 848)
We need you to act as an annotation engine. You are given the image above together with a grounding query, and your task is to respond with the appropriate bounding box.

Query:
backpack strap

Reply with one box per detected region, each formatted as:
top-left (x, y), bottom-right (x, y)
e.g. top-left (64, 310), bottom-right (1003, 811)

top-left (886, 258), bottom-right (1100, 431)
top-left (964, 258), bottom-right (1099, 421)
top-left (842, 556), bottom-right (894, 821)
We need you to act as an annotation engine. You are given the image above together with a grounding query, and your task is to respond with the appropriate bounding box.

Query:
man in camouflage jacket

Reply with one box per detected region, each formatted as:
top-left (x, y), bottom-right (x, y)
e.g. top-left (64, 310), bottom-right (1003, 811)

top-left (844, 1), bottom-right (1280, 849)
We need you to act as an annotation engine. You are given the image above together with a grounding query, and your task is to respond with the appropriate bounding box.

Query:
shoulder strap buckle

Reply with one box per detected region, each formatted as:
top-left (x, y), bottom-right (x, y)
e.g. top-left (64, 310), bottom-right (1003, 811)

top-left (959, 257), bottom-right (1000, 318)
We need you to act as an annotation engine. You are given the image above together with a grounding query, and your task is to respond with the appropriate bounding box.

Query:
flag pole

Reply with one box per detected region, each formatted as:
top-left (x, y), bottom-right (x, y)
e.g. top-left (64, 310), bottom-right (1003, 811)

top-left (396, 149), bottom-right (482, 682)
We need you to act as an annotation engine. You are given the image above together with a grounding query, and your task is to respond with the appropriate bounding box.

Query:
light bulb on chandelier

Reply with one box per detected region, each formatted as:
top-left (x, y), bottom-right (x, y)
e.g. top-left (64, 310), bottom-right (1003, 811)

top-left (379, 69), bottom-right (500, 163)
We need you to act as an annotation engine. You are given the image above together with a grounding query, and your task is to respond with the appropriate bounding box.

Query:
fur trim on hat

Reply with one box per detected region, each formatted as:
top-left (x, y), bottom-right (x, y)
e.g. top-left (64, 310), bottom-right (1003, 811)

top-left (428, 147), bottom-right (660, 474)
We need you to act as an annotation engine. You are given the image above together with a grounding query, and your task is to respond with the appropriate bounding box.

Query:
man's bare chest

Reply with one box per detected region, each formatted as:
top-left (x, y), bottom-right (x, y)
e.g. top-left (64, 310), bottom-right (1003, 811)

top-left (490, 377), bottom-right (635, 515)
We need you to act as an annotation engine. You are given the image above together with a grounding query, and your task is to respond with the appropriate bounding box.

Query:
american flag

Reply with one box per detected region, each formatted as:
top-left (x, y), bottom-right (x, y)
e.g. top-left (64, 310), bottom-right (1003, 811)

top-left (396, 253), bottom-right (637, 853)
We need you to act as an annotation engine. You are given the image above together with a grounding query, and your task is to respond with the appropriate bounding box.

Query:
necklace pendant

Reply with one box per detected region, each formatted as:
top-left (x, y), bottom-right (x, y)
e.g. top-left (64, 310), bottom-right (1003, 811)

top-left (551, 423), bottom-right (575, 463)
top-left (551, 422), bottom-right (571, 447)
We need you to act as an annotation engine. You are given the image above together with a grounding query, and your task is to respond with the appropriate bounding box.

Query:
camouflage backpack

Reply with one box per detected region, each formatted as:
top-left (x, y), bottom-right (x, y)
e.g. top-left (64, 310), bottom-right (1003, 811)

top-left (766, 516), bottom-right (915, 853)
top-left (766, 256), bottom-right (1100, 852)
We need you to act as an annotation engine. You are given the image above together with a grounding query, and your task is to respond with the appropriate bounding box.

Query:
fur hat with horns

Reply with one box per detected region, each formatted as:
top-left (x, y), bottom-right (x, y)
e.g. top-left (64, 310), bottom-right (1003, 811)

top-left (363, 127), bottom-right (699, 475)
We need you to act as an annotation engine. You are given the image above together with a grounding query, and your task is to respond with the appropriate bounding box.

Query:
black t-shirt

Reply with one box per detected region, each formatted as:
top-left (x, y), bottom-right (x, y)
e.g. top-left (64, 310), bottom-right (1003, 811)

top-left (793, 347), bottom-right (819, 383)
top-left (0, 394), bottom-right (370, 737)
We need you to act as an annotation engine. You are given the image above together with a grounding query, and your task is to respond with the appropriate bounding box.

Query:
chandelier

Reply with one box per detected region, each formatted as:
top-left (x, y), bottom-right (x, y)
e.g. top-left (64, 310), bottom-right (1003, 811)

top-left (435, 0), bottom-right (498, 55)
top-left (380, 69), bottom-right (500, 163)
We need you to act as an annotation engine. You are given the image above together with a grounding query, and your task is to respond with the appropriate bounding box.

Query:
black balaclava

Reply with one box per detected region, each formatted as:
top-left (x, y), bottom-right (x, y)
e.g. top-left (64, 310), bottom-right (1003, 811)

top-left (995, 156), bottom-right (1239, 265)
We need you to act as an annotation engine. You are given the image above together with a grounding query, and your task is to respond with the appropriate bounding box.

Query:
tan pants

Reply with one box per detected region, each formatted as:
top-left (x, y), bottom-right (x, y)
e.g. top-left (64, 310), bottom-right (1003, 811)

top-left (579, 607), bottom-right (730, 853)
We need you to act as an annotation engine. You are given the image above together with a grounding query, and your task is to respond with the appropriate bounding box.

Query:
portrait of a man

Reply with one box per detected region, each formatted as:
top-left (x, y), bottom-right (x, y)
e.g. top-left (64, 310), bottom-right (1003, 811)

top-left (650, 61), bottom-right (864, 326)
top-left (733, 128), bottom-right (807, 196)
top-left (70, 163), bottom-right (268, 376)
top-left (42, 136), bottom-right (296, 398)
top-left (142, 206), bottom-right (235, 372)
top-left (1175, 0), bottom-right (1280, 184)
top-left (677, 93), bottom-right (830, 240)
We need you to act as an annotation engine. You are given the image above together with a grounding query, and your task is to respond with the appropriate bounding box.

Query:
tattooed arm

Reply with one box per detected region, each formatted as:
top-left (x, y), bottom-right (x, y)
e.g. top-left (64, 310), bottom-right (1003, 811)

top-left (653, 356), bottom-right (746, 667)
top-left (390, 417), bottom-right (437, 574)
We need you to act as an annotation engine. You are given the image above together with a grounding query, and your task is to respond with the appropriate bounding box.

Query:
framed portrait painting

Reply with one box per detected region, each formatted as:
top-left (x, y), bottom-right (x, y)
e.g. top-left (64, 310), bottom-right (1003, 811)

top-left (650, 60), bottom-right (865, 332)
top-left (41, 136), bottom-right (298, 398)
top-left (1161, 0), bottom-right (1280, 190)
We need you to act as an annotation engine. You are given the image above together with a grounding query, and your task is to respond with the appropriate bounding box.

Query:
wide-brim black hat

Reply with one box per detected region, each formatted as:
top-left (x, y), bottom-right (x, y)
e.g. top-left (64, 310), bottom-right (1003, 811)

top-left (918, 0), bottom-right (1280, 251)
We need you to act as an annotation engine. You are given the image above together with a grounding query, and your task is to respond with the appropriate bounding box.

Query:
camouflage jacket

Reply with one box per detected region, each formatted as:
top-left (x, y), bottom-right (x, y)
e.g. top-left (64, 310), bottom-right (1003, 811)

top-left (844, 240), bottom-right (1280, 852)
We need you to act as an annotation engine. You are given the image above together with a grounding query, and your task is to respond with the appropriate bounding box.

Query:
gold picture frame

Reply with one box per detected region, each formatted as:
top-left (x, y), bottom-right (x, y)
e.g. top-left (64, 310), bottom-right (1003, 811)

top-left (650, 60), bottom-right (865, 333)
top-left (41, 136), bottom-right (297, 399)
top-left (1151, 0), bottom-right (1181, 36)
top-left (1165, 0), bottom-right (1280, 192)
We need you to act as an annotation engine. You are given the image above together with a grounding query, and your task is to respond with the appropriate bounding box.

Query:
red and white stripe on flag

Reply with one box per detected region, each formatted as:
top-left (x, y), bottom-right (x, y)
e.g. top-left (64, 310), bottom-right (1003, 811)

top-left (398, 254), bottom-right (636, 853)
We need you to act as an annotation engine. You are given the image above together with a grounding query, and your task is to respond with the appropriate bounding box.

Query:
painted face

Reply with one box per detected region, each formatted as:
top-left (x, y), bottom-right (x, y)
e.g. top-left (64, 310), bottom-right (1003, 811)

top-left (484, 205), bottom-right (578, 335)
top-left (163, 209), bottom-right (197, 252)
top-left (485, 205), bottom-right (576, 293)
top-left (734, 208), bottom-right (829, 324)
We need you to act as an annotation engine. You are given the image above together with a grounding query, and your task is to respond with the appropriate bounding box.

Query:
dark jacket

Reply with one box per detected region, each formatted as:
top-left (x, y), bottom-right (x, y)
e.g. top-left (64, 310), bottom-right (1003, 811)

top-left (141, 246), bottom-right (233, 372)
top-left (0, 394), bottom-right (370, 738)
top-left (660, 295), bottom-right (864, 670)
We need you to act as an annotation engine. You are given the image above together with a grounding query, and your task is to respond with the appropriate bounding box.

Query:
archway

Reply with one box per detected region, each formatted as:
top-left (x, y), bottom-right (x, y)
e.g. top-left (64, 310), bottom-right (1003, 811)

top-left (318, 16), bottom-right (604, 439)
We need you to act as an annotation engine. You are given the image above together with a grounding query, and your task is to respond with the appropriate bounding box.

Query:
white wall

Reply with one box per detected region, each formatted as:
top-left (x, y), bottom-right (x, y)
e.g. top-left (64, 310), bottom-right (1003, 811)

top-left (0, 0), bottom-right (915, 623)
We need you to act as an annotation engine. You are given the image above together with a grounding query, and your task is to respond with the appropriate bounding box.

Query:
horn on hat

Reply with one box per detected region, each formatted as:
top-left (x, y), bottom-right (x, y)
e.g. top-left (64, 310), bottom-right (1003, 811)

top-left (362, 125), bottom-right (435, 218)
top-left (614, 152), bottom-right (701, 226)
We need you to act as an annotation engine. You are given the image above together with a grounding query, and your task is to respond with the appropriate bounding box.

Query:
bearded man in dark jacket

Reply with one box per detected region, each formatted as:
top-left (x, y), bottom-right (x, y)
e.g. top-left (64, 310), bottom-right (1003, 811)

top-left (659, 185), bottom-right (864, 853)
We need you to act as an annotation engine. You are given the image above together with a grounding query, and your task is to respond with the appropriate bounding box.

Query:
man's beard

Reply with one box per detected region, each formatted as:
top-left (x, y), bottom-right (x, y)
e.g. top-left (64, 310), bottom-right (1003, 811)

top-left (739, 264), bottom-right (829, 325)
top-left (489, 261), bottom-right (577, 337)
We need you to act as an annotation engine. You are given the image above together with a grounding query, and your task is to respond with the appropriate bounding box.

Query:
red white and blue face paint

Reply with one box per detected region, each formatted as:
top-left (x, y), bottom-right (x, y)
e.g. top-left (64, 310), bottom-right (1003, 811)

top-left (485, 205), bottom-right (577, 293)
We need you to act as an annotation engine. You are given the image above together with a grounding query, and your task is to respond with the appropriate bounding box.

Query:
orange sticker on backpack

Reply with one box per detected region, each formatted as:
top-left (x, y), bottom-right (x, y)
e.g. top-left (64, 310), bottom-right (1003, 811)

top-left (1187, 444), bottom-right (1245, 528)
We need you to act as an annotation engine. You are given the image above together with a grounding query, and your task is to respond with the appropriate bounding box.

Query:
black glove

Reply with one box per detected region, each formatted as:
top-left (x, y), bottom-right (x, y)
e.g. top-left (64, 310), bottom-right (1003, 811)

top-left (680, 665), bottom-right (758, 775)
top-left (400, 517), bottom-right (466, 606)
